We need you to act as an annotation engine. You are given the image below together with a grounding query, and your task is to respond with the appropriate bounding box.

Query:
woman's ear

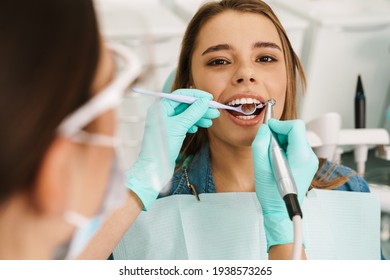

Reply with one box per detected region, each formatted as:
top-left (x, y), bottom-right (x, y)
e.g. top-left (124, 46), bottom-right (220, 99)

top-left (33, 137), bottom-right (73, 217)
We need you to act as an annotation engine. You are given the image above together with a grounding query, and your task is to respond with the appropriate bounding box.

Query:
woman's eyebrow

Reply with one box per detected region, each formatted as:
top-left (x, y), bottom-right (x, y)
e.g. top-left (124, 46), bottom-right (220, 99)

top-left (201, 44), bottom-right (231, 55)
top-left (201, 41), bottom-right (281, 55)
top-left (253, 41), bottom-right (282, 51)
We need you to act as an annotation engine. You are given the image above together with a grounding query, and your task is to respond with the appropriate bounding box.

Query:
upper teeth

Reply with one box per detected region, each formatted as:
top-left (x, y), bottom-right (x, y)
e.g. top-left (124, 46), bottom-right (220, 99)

top-left (227, 98), bottom-right (261, 106)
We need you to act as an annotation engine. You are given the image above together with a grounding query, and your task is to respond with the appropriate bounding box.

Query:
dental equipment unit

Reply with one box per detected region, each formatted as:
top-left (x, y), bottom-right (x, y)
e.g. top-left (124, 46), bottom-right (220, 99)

top-left (263, 99), bottom-right (303, 260)
top-left (132, 87), bottom-right (265, 115)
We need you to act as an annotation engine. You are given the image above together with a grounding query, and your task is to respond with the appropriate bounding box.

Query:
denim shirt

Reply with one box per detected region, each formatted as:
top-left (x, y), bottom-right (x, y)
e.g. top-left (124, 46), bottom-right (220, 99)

top-left (160, 144), bottom-right (370, 198)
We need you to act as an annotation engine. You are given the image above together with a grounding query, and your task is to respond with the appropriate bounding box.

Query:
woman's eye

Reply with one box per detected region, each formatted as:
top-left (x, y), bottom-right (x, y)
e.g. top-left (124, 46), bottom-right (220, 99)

top-left (257, 56), bottom-right (275, 63)
top-left (208, 59), bottom-right (229, 66)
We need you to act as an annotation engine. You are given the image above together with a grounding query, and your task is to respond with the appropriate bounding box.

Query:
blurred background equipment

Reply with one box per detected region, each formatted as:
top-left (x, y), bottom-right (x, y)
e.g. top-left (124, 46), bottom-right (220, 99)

top-left (272, 0), bottom-right (390, 131)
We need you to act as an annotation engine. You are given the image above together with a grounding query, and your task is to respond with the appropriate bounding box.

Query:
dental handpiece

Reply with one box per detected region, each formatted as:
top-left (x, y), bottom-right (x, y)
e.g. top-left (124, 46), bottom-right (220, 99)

top-left (263, 100), bottom-right (302, 220)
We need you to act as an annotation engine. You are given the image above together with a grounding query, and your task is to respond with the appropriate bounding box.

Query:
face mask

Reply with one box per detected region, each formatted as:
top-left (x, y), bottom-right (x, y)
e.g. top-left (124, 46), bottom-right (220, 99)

top-left (62, 213), bottom-right (104, 260)
top-left (61, 156), bottom-right (126, 260)
top-left (53, 42), bottom-right (141, 259)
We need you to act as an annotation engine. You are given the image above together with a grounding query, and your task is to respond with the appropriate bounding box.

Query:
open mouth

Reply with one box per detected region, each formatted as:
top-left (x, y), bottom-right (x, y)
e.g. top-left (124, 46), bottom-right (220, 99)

top-left (226, 97), bottom-right (265, 120)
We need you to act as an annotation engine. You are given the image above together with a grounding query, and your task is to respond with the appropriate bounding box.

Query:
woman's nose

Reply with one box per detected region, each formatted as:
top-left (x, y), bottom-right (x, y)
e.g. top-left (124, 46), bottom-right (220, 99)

top-left (236, 76), bottom-right (256, 84)
top-left (233, 65), bottom-right (256, 85)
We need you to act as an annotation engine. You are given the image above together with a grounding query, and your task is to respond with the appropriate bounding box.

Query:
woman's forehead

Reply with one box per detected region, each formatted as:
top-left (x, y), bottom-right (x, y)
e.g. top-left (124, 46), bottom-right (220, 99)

top-left (195, 10), bottom-right (281, 52)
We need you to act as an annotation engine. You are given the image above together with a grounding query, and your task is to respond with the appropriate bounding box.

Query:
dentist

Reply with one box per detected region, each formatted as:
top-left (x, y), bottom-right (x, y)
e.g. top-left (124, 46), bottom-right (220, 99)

top-left (0, 0), bottom-right (218, 259)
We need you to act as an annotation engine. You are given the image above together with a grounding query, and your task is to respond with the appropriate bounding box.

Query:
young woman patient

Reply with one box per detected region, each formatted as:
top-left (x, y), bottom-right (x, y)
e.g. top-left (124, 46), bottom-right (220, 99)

top-left (159, 0), bottom-right (375, 259)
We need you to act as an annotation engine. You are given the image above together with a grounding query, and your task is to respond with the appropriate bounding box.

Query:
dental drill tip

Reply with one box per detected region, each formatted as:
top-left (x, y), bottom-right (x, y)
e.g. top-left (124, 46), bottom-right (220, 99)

top-left (263, 99), bottom-right (274, 124)
top-left (268, 99), bottom-right (276, 106)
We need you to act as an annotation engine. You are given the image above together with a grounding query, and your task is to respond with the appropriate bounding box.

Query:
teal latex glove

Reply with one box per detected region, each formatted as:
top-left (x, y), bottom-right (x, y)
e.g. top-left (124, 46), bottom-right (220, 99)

top-left (127, 89), bottom-right (220, 210)
top-left (252, 119), bottom-right (318, 252)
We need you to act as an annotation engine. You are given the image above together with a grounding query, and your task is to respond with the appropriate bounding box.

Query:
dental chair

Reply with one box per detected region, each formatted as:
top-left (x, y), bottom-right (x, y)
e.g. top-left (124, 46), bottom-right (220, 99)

top-left (161, 68), bottom-right (176, 93)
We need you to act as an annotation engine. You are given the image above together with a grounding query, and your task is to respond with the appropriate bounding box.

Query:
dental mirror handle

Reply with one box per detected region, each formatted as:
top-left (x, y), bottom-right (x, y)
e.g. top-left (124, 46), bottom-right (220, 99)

top-left (132, 87), bottom-right (234, 110)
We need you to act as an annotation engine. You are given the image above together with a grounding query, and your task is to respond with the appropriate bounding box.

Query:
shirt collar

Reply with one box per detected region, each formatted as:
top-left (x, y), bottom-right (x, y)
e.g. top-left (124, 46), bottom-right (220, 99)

top-left (182, 143), bottom-right (216, 194)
